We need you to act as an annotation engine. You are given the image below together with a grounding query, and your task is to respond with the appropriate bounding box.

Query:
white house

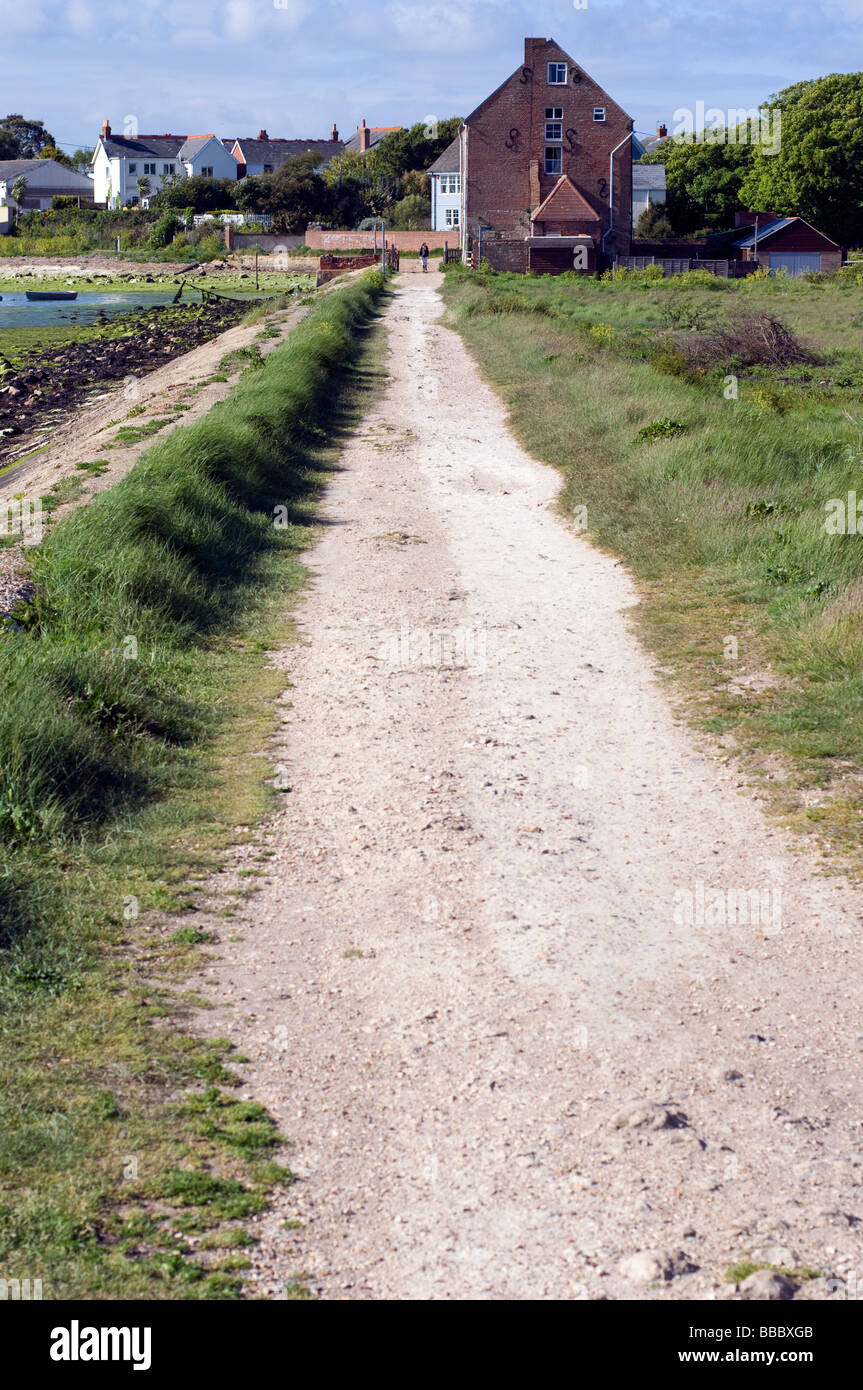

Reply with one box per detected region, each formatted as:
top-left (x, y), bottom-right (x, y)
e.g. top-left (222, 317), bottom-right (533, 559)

top-left (428, 136), bottom-right (461, 234)
top-left (0, 158), bottom-right (96, 213)
top-left (91, 122), bottom-right (238, 207)
top-left (632, 163), bottom-right (667, 227)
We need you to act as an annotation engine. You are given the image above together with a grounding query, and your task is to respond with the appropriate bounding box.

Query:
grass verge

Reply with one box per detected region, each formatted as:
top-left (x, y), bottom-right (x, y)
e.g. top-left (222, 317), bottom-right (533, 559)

top-left (442, 264), bottom-right (863, 872)
top-left (0, 268), bottom-right (388, 1298)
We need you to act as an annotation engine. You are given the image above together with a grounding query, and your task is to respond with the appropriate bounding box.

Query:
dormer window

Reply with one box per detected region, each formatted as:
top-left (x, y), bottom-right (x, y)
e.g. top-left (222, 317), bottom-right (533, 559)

top-left (547, 62), bottom-right (567, 85)
top-left (593, 107), bottom-right (606, 122)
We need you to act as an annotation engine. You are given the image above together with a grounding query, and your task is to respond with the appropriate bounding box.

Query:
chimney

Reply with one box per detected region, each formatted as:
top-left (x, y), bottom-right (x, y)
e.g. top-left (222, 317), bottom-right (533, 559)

top-left (657, 123), bottom-right (668, 139)
top-left (257, 129), bottom-right (268, 141)
top-left (524, 36), bottom-right (544, 67)
top-left (331, 123), bottom-right (339, 142)
top-left (101, 119), bottom-right (111, 139)
top-left (358, 118), bottom-right (370, 152)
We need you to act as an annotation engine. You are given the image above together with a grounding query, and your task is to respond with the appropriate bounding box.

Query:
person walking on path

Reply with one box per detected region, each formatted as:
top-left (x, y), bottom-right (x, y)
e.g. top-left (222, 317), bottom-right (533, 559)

top-left (419, 242), bottom-right (430, 273)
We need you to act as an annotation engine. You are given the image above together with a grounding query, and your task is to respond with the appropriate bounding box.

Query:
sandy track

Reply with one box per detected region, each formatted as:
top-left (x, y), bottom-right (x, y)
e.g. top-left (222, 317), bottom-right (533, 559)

top-left (198, 276), bottom-right (863, 1301)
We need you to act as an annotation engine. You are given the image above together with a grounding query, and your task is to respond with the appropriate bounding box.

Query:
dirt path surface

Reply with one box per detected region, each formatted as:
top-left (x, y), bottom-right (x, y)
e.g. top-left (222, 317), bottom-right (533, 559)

top-left (198, 276), bottom-right (863, 1301)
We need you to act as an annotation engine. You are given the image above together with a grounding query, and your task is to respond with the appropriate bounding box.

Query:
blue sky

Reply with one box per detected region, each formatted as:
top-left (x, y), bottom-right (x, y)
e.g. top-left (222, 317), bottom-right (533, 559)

top-left (3, 0), bottom-right (860, 153)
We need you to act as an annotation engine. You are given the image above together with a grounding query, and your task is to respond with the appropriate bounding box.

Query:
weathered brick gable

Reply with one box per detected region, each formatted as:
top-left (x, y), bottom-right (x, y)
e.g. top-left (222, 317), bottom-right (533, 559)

top-left (463, 36), bottom-right (633, 262)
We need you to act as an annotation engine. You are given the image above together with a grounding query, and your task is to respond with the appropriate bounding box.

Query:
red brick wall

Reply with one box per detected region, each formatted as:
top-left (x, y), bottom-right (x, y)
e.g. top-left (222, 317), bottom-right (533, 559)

top-left (305, 229), bottom-right (458, 251)
top-left (463, 37), bottom-right (633, 261)
top-left (480, 238), bottom-right (529, 272)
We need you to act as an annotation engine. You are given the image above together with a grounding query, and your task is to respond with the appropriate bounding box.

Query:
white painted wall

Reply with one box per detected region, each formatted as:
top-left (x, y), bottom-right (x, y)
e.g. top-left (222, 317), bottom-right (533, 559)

top-left (431, 173), bottom-right (460, 232)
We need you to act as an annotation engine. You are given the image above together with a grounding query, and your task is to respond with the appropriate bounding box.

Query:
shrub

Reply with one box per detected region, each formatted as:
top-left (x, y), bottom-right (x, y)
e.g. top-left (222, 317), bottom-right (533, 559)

top-left (635, 417), bottom-right (686, 443)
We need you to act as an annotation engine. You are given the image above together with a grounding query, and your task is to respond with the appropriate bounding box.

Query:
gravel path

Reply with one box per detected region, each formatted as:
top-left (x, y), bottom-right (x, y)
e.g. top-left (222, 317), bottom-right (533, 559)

top-left (198, 276), bottom-right (863, 1301)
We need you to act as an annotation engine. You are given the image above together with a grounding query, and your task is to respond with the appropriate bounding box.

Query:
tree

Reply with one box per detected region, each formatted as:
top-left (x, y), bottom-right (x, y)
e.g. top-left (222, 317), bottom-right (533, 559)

top-left (373, 117), bottom-right (462, 181)
top-left (39, 144), bottom-right (73, 168)
top-left (268, 153), bottom-right (331, 232)
top-left (639, 138), bottom-right (753, 235)
top-left (739, 74), bottom-right (863, 248)
top-left (634, 202), bottom-right (674, 239)
top-left (388, 194), bottom-right (430, 230)
top-left (151, 176), bottom-right (236, 213)
top-left (0, 114), bottom-right (55, 158)
top-left (70, 147), bottom-right (94, 173)
top-left (136, 175), bottom-right (152, 203)
top-left (10, 175), bottom-right (28, 207)
top-left (234, 176), bottom-right (270, 213)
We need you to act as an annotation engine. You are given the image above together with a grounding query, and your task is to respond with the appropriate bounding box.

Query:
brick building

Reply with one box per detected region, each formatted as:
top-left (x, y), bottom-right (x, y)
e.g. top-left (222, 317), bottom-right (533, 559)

top-left (458, 36), bottom-right (634, 272)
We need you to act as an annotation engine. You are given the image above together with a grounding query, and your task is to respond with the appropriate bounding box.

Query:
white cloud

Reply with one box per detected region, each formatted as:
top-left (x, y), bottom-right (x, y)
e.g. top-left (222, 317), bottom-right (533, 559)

top-left (0, 0), bottom-right (45, 31)
top-left (66, 0), bottom-right (94, 31)
top-left (224, 0), bottom-right (256, 39)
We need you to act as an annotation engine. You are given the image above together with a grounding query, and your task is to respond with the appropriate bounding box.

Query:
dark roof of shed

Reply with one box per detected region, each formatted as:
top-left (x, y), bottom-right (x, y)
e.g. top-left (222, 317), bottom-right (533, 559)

top-left (733, 215), bottom-right (841, 249)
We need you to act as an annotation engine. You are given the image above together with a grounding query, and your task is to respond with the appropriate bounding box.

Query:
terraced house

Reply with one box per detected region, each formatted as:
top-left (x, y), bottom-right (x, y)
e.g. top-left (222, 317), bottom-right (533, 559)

top-left (91, 122), bottom-right (238, 207)
top-left (458, 36), bottom-right (634, 272)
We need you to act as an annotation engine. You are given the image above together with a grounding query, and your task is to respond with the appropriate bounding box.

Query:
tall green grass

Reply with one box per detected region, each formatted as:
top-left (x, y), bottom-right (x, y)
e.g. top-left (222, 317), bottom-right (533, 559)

top-left (0, 269), bottom-right (386, 1297)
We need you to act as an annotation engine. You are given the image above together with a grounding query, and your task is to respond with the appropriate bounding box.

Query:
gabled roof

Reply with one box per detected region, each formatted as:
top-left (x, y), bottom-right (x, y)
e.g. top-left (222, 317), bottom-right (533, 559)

top-left (343, 126), bottom-right (401, 153)
top-left (532, 175), bottom-right (600, 223)
top-left (0, 158), bottom-right (92, 186)
top-left (101, 135), bottom-right (186, 160)
top-left (428, 136), bottom-right (460, 175)
top-left (0, 158), bottom-right (45, 179)
top-left (466, 37), bottom-right (633, 130)
top-left (178, 135), bottom-right (226, 161)
top-left (733, 215), bottom-right (840, 249)
top-left (231, 138), bottom-right (343, 166)
top-left (632, 164), bottom-right (666, 191)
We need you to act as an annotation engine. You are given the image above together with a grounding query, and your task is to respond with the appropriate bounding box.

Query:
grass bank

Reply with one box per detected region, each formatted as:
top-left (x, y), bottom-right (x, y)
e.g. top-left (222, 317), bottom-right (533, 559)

top-left (442, 264), bottom-right (863, 870)
top-left (0, 269), bottom-right (388, 1298)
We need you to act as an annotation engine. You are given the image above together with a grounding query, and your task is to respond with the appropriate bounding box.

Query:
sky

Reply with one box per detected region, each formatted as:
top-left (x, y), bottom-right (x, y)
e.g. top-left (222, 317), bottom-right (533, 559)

top-left (1, 0), bottom-right (860, 154)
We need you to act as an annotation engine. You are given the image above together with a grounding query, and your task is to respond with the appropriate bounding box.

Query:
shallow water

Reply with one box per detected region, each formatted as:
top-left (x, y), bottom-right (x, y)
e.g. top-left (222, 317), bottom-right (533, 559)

top-left (0, 290), bottom-right (175, 329)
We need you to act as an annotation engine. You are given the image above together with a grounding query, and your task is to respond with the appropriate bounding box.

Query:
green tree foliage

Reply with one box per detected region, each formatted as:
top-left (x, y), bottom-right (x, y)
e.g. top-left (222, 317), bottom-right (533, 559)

top-left (373, 117), bottom-right (462, 179)
top-left (268, 153), bottom-right (330, 232)
top-left (323, 117), bottom-right (461, 227)
top-left (739, 74), bottom-right (863, 247)
top-left (640, 139), bottom-right (752, 235)
top-left (151, 176), bottom-right (237, 213)
top-left (0, 114), bottom-right (56, 158)
top-left (234, 175), bottom-right (270, 212)
top-left (633, 202), bottom-right (674, 239)
top-left (387, 194), bottom-right (430, 230)
top-left (70, 147), bottom-right (94, 173)
top-left (38, 144), bottom-right (73, 168)
top-left (10, 175), bottom-right (28, 206)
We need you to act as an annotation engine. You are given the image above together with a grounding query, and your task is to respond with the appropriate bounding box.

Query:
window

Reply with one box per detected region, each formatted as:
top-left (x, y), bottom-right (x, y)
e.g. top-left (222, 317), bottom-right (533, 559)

top-left (445, 207), bottom-right (459, 227)
top-left (593, 107), bottom-right (606, 122)
top-left (201, 165), bottom-right (214, 178)
top-left (545, 120), bottom-right (562, 142)
top-left (440, 173), bottom-right (460, 194)
top-left (545, 146), bottom-right (562, 175)
top-left (143, 162), bottom-right (156, 175)
top-left (128, 162), bottom-right (137, 173)
top-left (162, 163), bottom-right (174, 175)
top-left (547, 62), bottom-right (567, 84)
top-left (263, 163), bottom-right (273, 173)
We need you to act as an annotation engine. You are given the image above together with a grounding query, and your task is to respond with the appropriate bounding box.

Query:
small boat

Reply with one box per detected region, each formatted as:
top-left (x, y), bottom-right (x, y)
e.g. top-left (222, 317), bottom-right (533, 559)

top-left (25, 290), bottom-right (78, 301)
